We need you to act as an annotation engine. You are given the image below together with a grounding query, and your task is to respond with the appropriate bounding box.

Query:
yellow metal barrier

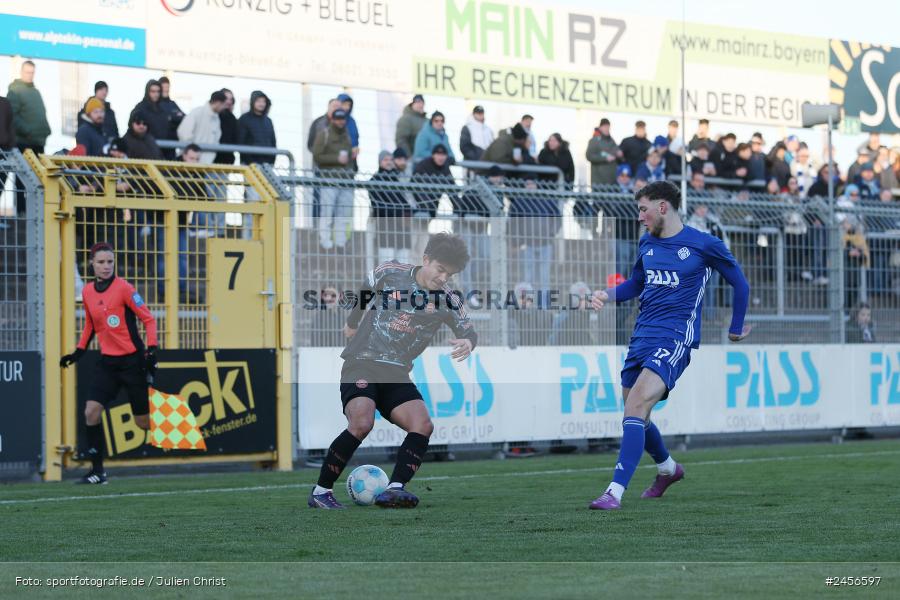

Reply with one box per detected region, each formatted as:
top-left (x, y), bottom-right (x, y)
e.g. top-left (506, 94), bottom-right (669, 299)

top-left (28, 152), bottom-right (291, 480)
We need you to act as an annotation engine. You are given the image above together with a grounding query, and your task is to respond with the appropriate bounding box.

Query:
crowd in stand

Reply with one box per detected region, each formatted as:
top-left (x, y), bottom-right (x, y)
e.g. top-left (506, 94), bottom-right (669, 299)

top-left (2, 62), bottom-right (900, 327)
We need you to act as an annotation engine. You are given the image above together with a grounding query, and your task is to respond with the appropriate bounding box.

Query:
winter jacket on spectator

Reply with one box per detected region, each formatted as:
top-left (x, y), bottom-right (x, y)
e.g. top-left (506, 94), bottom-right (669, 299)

top-left (158, 95), bottom-right (184, 142)
top-left (75, 113), bottom-right (109, 157)
top-left (413, 121), bottom-right (455, 163)
top-left (635, 158), bottom-right (666, 183)
top-left (395, 103), bottom-right (426, 157)
top-left (311, 122), bottom-right (353, 171)
top-left (586, 131), bottom-right (620, 187)
top-left (748, 150), bottom-right (766, 181)
top-left (537, 141), bottom-right (575, 184)
top-left (766, 143), bottom-right (791, 188)
top-left (807, 174), bottom-right (833, 199)
top-left (214, 107), bottom-right (238, 165)
top-left (482, 128), bottom-right (518, 165)
top-left (78, 98), bottom-right (119, 141)
top-left (177, 104), bottom-right (221, 164)
top-left (688, 134), bottom-right (714, 153)
top-left (411, 156), bottom-right (453, 217)
top-left (7, 78), bottom-right (50, 148)
top-left (619, 134), bottom-right (651, 175)
top-left (713, 144), bottom-right (740, 179)
top-left (459, 116), bottom-right (494, 161)
top-left (689, 155), bottom-right (717, 178)
top-left (854, 175), bottom-right (880, 199)
top-left (662, 150), bottom-right (682, 178)
top-left (0, 97), bottom-right (15, 150)
top-left (238, 91), bottom-right (277, 165)
top-left (119, 127), bottom-right (163, 160)
top-left (307, 113), bottom-right (329, 154)
top-left (336, 93), bottom-right (359, 148)
top-left (369, 167), bottom-right (409, 217)
top-left (131, 82), bottom-right (171, 147)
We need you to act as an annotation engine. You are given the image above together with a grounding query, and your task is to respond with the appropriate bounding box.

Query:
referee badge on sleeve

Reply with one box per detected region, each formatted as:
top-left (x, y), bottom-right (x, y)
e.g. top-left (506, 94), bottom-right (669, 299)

top-left (132, 292), bottom-right (145, 307)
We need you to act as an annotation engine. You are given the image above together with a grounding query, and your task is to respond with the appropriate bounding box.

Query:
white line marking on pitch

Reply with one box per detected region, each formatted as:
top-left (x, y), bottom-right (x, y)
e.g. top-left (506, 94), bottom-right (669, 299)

top-left (1, 448), bottom-right (898, 506)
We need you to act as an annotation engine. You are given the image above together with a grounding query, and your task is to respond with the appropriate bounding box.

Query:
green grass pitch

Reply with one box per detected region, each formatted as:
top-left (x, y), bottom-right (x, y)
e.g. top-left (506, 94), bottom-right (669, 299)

top-left (1, 440), bottom-right (899, 599)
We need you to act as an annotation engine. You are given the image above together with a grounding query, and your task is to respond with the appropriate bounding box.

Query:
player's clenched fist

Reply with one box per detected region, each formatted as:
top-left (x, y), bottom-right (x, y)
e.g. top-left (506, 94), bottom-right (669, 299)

top-left (591, 290), bottom-right (609, 310)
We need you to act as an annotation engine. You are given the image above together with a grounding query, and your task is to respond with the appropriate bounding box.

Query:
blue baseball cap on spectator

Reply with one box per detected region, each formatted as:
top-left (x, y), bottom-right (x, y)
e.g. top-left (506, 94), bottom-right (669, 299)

top-left (653, 135), bottom-right (669, 148)
top-left (617, 164), bottom-right (632, 177)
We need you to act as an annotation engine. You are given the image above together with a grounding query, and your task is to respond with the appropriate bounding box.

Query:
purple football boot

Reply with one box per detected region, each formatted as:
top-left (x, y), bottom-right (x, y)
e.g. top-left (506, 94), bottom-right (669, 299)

top-left (640, 463), bottom-right (685, 498)
top-left (588, 490), bottom-right (621, 510)
top-left (374, 486), bottom-right (419, 508)
top-left (308, 488), bottom-right (346, 509)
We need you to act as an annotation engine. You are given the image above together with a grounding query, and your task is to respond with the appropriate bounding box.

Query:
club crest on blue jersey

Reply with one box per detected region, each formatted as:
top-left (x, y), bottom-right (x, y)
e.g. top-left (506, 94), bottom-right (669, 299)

top-left (132, 292), bottom-right (145, 307)
top-left (645, 269), bottom-right (680, 288)
top-left (677, 247), bottom-right (691, 260)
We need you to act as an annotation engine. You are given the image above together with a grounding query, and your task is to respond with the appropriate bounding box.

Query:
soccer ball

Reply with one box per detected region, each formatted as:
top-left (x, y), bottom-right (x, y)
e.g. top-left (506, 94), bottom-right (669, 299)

top-left (346, 465), bottom-right (389, 506)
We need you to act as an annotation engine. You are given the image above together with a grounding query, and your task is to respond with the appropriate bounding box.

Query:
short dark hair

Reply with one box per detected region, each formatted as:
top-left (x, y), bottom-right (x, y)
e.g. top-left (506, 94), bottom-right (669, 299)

top-left (668, 119), bottom-right (679, 127)
top-left (698, 118), bottom-right (709, 125)
top-left (635, 180), bottom-right (681, 211)
top-left (90, 242), bottom-right (114, 258)
top-left (94, 81), bottom-right (108, 92)
top-left (158, 76), bottom-right (170, 85)
top-left (184, 143), bottom-right (202, 154)
top-left (521, 114), bottom-right (534, 121)
top-left (22, 60), bottom-right (35, 68)
top-left (431, 110), bottom-right (445, 123)
top-left (635, 120), bottom-right (646, 128)
top-left (736, 142), bottom-right (750, 153)
top-left (210, 90), bottom-right (227, 103)
top-left (722, 133), bottom-right (737, 141)
top-left (424, 233), bottom-right (470, 271)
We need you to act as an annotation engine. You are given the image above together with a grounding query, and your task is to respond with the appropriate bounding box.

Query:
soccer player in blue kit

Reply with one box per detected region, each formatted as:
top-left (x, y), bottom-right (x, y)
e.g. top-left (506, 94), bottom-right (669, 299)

top-left (589, 181), bottom-right (750, 510)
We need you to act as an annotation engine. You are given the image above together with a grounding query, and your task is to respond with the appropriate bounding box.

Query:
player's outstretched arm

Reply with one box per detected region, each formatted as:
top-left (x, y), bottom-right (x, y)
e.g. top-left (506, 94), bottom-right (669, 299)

top-left (593, 255), bottom-right (645, 310)
top-left (708, 239), bottom-right (751, 343)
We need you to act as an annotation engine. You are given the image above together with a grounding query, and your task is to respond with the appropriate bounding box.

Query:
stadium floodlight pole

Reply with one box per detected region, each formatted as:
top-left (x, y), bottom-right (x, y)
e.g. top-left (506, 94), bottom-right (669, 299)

top-left (678, 3), bottom-right (688, 215)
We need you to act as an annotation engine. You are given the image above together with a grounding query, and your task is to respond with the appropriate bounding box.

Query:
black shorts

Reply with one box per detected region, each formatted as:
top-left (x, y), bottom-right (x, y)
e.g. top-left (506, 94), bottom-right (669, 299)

top-left (339, 359), bottom-right (422, 422)
top-left (88, 352), bottom-right (149, 416)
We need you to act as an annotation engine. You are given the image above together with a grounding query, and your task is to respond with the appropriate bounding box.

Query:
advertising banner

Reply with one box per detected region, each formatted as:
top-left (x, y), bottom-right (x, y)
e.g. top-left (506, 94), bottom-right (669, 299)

top-left (76, 349), bottom-right (277, 459)
top-left (830, 40), bottom-right (900, 133)
top-left (0, 351), bottom-right (42, 468)
top-left (297, 344), bottom-right (900, 450)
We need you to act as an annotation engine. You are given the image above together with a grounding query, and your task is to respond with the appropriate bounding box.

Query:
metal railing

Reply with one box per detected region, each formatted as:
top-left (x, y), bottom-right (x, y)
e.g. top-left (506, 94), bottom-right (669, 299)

top-left (270, 168), bottom-right (900, 347)
top-left (456, 160), bottom-right (565, 186)
top-left (155, 140), bottom-right (297, 174)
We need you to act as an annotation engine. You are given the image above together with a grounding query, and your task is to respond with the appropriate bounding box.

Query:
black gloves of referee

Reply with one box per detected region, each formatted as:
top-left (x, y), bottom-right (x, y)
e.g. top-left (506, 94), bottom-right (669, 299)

top-left (59, 348), bottom-right (85, 368)
top-left (144, 346), bottom-right (158, 376)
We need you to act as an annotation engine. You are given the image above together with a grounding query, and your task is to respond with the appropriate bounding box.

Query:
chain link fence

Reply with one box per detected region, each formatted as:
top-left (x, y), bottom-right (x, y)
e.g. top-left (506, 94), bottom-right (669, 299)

top-left (0, 150), bottom-right (43, 352)
top-left (269, 167), bottom-right (900, 348)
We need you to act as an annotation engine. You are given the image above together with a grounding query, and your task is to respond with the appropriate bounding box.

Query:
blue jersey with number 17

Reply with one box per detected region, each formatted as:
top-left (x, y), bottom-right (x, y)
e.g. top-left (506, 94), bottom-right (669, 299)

top-left (618, 225), bottom-right (748, 349)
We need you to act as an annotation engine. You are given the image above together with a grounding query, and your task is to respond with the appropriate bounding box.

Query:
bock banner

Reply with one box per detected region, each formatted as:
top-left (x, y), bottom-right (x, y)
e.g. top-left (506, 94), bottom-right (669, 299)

top-left (76, 349), bottom-right (277, 459)
top-left (297, 345), bottom-right (900, 450)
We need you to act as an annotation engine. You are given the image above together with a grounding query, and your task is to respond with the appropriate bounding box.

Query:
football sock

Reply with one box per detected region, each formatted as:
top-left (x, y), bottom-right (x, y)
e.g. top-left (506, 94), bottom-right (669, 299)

top-left (317, 429), bottom-right (362, 489)
top-left (390, 432), bottom-right (429, 485)
top-left (657, 456), bottom-right (677, 476)
top-left (643, 420), bottom-right (673, 469)
top-left (312, 485), bottom-right (331, 495)
top-left (386, 482), bottom-right (403, 490)
top-left (85, 423), bottom-right (105, 472)
top-left (610, 417), bottom-right (646, 493)
top-left (606, 482), bottom-right (625, 501)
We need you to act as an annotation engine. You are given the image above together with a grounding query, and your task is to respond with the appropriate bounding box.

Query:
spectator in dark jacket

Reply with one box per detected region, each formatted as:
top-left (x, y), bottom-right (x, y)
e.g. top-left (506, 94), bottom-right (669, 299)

top-left (766, 141), bottom-right (791, 188)
top-left (307, 98), bottom-right (340, 156)
top-left (688, 118), bottom-right (713, 152)
top-left (586, 119), bottom-right (621, 187)
top-left (77, 81), bottom-right (119, 141)
top-left (807, 164), bottom-right (833, 199)
top-left (734, 143), bottom-right (752, 182)
top-left (459, 105), bottom-right (494, 161)
top-left (412, 144), bottom-right (453, 217)
top-left (619, 120), bottom-right (651, 175)
top-left (369, 150), bottom-right (411, 263)
top-left (538, 133), bottom-right (575, 185)
top-left (689, 144), bottom-right (717, 178)
top-left (76, 97), bottom-right (111, 157)
top-left (214, 88), bottom-right (238, 165)
top-left (854, 163), bottom-right (880, 199)
top-left (748, 132), bottom-right (766, 181)
top-left (395, 94), bottom-right (426, 158)
top-left (131, 80), bottom-right (171, 151)
top-left (483, 123), bottom-right (530, 166)
top-left (653, 135), bottom-right (682, 178)
top-left (0, 95), bottom-right (14, 151)
top-left (157, 76), bottom-right (184, 157)
top-left (713, 133), bottom-right (740, 179)
top-left (8, 61), bottom-right (50, 154)
top-left (119, 111), bottom-right (162, 160)
top-left (238, 90), bottom-right (277, 165)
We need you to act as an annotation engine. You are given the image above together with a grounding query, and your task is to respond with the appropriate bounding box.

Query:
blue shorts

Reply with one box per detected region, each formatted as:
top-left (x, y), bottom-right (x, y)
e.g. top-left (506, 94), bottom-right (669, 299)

top-left (621, 337), bottom-right (692, 397)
